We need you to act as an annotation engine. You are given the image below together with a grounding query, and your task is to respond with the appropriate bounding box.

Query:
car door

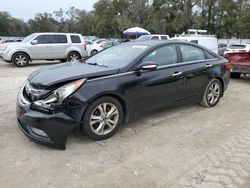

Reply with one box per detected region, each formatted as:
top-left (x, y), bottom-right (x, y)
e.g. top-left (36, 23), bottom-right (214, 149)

top-left (129, 44), bottom-right (184, 115)
top-left (29, 35), bottom-right (52, 59)
top-left (51, 34), bottom-right (68, 59)
top-left (179, 43), bottom-right (219, 101)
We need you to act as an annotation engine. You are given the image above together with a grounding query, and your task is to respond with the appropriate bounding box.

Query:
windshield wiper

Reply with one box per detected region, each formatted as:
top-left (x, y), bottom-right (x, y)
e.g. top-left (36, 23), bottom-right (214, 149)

top-left (86, 62), bottom-right (108, 68)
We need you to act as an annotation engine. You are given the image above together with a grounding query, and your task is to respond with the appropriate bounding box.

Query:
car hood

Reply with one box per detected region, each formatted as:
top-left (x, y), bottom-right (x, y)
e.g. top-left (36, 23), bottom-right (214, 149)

top-left (28, 61), bottom-right (119, 87)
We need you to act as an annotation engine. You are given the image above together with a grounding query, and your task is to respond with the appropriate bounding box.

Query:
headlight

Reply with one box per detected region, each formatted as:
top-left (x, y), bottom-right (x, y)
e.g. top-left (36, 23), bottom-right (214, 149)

top-left (0, 44), bottom-right (8, 51)
top-left (34, 78), bottom-right (86, 109)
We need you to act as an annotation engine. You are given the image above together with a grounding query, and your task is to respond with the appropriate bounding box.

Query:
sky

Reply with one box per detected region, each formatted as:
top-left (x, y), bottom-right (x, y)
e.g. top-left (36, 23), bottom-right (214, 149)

top-left (0, 0), bottom-right (98, 21)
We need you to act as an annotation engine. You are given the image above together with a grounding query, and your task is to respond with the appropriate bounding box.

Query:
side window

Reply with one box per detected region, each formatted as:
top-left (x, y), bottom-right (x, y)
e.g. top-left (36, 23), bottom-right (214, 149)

top-left (142, 44), bottom-right (177, 66)
top-left (151, 36), bottom-right (159, 40)
top-left (204, 50), bottom-right (217, 59)
top-left (179, 44), bottom-right (205, 62)
top-left (52, 35), bottom-right (67, 44)
top-left (35, 35), bottom-right (52, 44)
top-left (70, 35), bottom-right (81, 43)
top-left (161, 36), bottom-right (168, 40)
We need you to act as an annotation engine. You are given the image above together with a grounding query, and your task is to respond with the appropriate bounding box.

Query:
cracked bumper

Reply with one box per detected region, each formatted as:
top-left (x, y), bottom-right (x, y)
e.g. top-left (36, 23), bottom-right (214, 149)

top-left (16, 86), bottom-right (79, 149)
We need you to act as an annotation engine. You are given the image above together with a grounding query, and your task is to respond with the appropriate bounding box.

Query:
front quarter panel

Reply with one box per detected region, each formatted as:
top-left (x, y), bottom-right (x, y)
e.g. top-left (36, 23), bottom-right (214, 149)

top-left (3, 44), bottom-right (31, 61)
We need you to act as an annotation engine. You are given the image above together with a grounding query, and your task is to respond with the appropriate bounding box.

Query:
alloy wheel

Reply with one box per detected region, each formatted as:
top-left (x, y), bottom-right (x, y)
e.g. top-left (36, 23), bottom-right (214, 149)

top-left (207, 82), bottom-right (221, 105)
top-left (15, 55), bottom-right (28, 66)
top-left (90, 103), bottom-right (119, 135)
top-left (69, 53), bottom-right (80, 61)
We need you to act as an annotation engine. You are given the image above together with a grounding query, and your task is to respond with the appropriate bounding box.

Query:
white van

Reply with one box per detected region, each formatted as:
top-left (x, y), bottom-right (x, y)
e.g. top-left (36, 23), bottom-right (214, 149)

top-left (171, 29), bottom-right (218, 54)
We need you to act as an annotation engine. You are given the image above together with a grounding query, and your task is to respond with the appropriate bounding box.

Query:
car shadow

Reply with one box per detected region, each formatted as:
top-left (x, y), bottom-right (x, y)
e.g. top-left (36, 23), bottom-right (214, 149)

top-left (66, 103), bottom-right (203, 149)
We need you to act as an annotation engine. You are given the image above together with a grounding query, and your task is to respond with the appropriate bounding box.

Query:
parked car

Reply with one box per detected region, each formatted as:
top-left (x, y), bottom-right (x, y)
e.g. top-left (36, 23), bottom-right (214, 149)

top-left (16, 40), bottom-right (230, 149)
top-left (0, 32), bottom-right (87, 67)
top-left (85, 40), bottom-right (106, 56)
top-left (224, 43), bottom-right (250, 78)
top-left (172, 29), bottom-right (218, 54)
top-left (99, 40), bottom-right (120, 48)
top-left (137, 34), bottom-right (170, 41)
top-left (218, 43), bottom-right (227, 49)
top-left (219, 44), bottom-right (246, 57)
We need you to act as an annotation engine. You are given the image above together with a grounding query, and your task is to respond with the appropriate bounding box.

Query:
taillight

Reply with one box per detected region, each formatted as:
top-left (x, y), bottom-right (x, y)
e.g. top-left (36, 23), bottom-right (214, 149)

top-left (100, 45), bottom-right (106, 48)
top-left (84, 44), bottom-right (87, 51)
top-left (224, 62), bottom-right (232, 70)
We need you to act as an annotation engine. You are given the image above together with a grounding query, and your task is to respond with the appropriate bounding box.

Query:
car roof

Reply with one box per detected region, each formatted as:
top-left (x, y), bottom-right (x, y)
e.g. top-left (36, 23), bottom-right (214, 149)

top-left (33, 32), bottom-right (82, 35)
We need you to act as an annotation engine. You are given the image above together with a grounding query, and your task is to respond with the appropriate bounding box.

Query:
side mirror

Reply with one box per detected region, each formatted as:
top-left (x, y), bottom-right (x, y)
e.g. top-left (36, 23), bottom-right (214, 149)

top-left (31, 40), bottom-right (38, 45)
top-left (135, 62), bottom-right (158, 73)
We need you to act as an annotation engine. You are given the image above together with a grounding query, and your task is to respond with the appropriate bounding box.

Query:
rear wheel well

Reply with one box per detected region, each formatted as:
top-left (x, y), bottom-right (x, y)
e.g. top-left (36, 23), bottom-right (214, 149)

top-left (215, 77), bottom-right (224, 96)
top-left (68, 51), bottom-right (81, 57)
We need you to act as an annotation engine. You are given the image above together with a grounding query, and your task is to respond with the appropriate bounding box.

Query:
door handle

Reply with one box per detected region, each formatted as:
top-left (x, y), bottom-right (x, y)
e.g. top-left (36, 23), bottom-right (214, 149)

top-left (172, 72), bottom-right (183, 76)
top-left (205, 64), bottom-right (212, 68)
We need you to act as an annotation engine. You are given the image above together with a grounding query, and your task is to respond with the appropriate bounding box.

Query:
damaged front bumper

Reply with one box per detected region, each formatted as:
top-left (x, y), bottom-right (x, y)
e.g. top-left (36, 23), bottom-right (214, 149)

top-left (16, 85), bottom-right (80, 149)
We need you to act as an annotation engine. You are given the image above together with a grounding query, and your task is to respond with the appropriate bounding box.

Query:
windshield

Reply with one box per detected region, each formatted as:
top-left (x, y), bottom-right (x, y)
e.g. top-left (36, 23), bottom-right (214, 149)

top-left (136, 35), bottom-right (151, 41)
top-left (85, 44), bottom-right (149, 68)
top-left (22, 34), bottom-right (36, 43)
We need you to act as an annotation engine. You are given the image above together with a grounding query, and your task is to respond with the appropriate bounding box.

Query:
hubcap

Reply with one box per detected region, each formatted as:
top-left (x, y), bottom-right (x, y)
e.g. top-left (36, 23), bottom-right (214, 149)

top-left (90, 103), bottom-right (119, 135)
top-left (69, 54), bottom-right (79, 61)
top-left (15, 55), bottom-right (27, 66)
top-left (207, 82), bottom-right (220, 104)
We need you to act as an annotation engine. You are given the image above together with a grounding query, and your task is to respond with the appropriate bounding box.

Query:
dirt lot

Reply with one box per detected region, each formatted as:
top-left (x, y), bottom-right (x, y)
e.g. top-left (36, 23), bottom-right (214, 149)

top-left (0, 60), bottom-right (250, 188)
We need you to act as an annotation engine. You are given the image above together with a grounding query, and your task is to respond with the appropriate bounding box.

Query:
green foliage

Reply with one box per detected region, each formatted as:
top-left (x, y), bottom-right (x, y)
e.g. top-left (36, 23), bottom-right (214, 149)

top-left (0, 0), bottom-right (249, 38)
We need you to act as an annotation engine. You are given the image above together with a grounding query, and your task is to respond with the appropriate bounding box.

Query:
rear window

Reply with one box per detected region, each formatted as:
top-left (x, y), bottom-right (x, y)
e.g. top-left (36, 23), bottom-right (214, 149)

top-left (180, 44), bottom-right (205, 62)
top-left (70, 35), bottom-right (81, 43)
top-left (229, 45), bottom-right (246, 49)
top-left (204, 50), bottom-right (217, 59)
top-left (52, 35), bottom-right (67, 44)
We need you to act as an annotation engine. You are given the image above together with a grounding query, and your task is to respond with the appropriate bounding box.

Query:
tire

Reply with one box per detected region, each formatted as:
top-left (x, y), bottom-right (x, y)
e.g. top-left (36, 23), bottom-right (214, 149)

top-left (200, 79), bottom-right (222, 108)
top-left (90, 50), bottom-right (98, 56)
top-left (12, 53), bottom-right (29, 67)
top-left (81, 96), bottom-right (124, 141)
top-left (230, 72), bottom-right (241, 79)
top-left (67, 52), bottom-right (81, 62)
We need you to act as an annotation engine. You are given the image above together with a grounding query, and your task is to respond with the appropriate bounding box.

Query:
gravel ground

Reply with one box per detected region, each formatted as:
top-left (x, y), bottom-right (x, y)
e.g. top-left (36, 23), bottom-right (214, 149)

top-left (0, 60), bottom-right (250, 188)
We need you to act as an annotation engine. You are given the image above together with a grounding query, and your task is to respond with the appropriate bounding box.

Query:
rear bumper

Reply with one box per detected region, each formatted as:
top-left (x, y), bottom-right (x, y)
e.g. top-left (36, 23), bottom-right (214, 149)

top-left (232, 65), bottom-right (250, 74)
top-left (16, 85), bottom-right (80, 149)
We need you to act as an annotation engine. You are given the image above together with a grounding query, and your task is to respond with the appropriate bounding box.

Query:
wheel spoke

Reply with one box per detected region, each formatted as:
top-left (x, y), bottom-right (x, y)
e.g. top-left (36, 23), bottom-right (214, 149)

top-left (91, 115), bottom-right (102, 120)
top-left (95, 121), bottom-right (105, 134)
top-left (106, 121), bottom-right (114, 129)
top-left (107, 106), bottom-right (118, 118)
top-left (97, 106), bottom-right (105, 117)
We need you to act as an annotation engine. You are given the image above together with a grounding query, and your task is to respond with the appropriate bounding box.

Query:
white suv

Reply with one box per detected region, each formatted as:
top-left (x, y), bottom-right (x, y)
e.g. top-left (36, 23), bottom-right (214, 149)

top-left (0, 33), bottom-right (88, 67)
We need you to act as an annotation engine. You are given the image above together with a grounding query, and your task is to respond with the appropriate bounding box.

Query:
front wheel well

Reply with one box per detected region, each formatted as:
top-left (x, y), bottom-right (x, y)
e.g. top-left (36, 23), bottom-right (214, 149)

top-left (12, 52), bottom-right (31, 62)
top-left (88, 94), bottom-right (128, 123)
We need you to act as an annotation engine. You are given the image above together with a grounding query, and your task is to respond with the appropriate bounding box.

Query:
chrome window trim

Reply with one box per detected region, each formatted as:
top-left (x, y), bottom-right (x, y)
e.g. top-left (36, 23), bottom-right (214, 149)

top-left (157, 58), bottom-right (218, 70)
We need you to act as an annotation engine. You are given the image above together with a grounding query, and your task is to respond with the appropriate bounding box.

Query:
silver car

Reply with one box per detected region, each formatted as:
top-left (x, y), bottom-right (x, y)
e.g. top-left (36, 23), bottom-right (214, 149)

top-left (0, 33), bottom-right (88, 67)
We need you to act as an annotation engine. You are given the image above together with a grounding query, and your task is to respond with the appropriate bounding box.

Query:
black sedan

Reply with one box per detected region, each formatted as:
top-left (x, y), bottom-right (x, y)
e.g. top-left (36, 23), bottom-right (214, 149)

top-left (16, 40), bottom-right (231, 149)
